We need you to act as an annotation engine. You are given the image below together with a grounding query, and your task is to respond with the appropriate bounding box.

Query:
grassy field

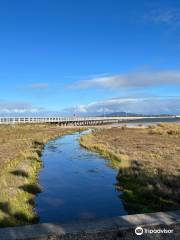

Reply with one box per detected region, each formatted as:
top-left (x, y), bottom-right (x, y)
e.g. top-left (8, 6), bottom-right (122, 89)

top-left (0, 124), bottom-right (80, 227)
top-left (80, 123), bottom-right (180, 214)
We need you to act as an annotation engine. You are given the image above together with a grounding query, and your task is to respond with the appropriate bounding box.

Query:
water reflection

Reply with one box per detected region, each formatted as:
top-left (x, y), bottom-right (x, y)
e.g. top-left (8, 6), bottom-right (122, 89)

top-left (36, 131), bottom-right (127, 223)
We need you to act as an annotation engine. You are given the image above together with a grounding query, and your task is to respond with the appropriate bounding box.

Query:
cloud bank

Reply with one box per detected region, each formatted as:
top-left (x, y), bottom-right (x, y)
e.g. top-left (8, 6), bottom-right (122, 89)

top-left (0, 96), bottom-right (179, 117)
top-left (0, 101), bottom-right (44, 115)
top-left (63, 97), bottom-right (180, 116)
top-left (71, 70), bottom-right (180, 89)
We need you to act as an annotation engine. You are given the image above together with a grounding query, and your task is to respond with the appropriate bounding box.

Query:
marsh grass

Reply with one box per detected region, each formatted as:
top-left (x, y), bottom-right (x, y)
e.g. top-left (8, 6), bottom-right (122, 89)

top-left (0, 124), bottom-right (80, 227)
top-left (80, 135), bottom-right (130, 169)
top-left (80, 123), bottom-right (180, 214)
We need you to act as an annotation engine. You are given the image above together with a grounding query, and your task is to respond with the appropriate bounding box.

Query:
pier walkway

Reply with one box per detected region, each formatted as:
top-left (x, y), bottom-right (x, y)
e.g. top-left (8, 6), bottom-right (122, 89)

top-left (0, 116), bottom-right (177, 126)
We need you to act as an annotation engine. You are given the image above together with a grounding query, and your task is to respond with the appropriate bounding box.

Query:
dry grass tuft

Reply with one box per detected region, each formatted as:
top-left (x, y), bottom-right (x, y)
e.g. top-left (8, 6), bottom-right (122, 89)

top-left (0, 124), bottom-right (79, 227)
top-left (80, 123), bottom-right (180, 214)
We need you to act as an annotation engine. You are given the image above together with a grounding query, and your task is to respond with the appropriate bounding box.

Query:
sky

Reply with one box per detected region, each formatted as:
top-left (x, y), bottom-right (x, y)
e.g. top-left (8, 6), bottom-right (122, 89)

top-left (0, 0), bottom-right (180, 116)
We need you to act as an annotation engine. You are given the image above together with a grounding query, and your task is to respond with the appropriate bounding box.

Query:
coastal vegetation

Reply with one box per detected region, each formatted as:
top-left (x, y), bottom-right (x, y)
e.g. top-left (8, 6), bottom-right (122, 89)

top-left (80, 123), bottom-right (180, 214)
top-left (1, 122), bottom-right (179, 227)
top-left (0, 124), bottom-right (79, 227)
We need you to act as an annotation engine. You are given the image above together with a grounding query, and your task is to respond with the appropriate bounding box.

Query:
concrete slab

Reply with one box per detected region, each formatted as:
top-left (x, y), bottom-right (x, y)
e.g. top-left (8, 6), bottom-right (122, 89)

top-left (0, 210), bottom-right (179, 240)
top-left (113, 210), bottom-right (180, 228)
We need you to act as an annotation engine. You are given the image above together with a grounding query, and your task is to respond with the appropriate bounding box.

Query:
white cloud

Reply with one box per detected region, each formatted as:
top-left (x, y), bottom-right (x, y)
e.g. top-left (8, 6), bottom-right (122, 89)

top-left (1, 97), bottom-right (179, 117)
top-left (71, 70), bottom-right (180, 89)
top-left (0, 101), bottom-right (44, 114)
top-left (63, 97), bottom-right (180, 115)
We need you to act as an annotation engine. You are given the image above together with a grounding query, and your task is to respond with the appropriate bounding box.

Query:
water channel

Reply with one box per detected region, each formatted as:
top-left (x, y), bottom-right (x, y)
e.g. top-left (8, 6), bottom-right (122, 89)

top-left (36, 130), bottom-right (127, 223)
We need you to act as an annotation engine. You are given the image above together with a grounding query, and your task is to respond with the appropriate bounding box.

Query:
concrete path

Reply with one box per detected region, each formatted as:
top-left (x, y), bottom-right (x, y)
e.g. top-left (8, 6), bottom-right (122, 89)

top-left (0, 210), bottom-right (179, 240)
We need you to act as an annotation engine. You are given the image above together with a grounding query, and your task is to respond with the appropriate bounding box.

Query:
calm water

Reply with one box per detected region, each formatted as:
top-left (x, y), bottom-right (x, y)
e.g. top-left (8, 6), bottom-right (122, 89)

top-left (35, 118), bottom-right (179, 223)
top-left (36, 130), bottom-right (127, 223)
top-left (113, 117), bottom-right (180, 127)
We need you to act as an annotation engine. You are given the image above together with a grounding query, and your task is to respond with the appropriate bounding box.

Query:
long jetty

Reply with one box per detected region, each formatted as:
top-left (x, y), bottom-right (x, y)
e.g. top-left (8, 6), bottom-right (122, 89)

top-left (0, 116), bottom-right (177, 126)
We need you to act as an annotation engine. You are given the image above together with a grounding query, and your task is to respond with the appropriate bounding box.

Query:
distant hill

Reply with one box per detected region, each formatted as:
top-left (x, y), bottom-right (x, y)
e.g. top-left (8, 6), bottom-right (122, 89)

top-left (99, 112), bottom-right (172, 117)
top-left (99, 112), bottom-right (144, 117)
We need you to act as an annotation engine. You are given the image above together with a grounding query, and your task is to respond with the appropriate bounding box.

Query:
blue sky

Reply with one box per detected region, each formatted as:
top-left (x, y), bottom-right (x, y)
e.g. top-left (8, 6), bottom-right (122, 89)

top-left (0, 0), bottom-right (180, 116)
